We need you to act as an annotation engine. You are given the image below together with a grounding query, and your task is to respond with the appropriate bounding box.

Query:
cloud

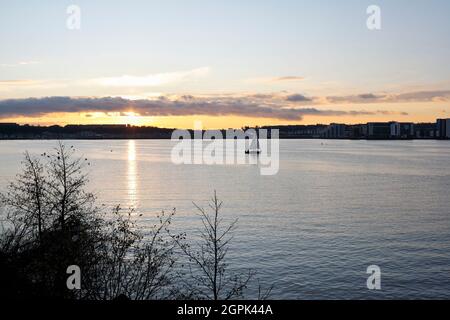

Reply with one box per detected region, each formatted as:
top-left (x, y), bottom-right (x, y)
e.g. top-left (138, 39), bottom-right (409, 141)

top-left (272, 76), bottom-right (304, 82)
top-left (246, 75), bottom-right (304, 84)
top-left (326, 94), bottom-right (385, 104)
top-left (0, 61), bottom-right (40, 67)
top-left (0, 96), bottom-right (391, 121)
top-left (249, 93), bottom-right (277, 100)
top-left (358, 93), bottom-right (381, 100)
top-left (0, 79), bottom-right (44, 91)
top-left (326, 90), bottom-right (450, 104)
top-left (286, 94), bottom-right (313, 102)
top-left (375, 110), bottom-right (409, 116)
top-left (0, 67), bottom-right (210, 93)
top-left (392, 90), bottom-right (450, 102)
top-left (90, 67), bottom-right (210, 87)
top-left (0, 80), bottom-right (43, 87)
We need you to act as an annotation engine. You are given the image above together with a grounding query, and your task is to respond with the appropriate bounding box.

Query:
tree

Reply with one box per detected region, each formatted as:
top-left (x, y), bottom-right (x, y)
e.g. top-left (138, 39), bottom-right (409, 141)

top-left (84, 208), bottom-right (179, 300)
top-left (171, 191), bottom-right (263, 300)
top-left (0, 152), bottom-right (47, 247)
top-left (0, 142), bottom-right (180, 299)
top-left (46, 142), bottom-right (94, 231)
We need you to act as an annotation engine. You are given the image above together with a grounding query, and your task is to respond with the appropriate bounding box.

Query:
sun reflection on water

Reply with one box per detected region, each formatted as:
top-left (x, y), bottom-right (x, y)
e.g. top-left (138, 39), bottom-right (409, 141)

top-left (127, 140), bottom-right (138, 208)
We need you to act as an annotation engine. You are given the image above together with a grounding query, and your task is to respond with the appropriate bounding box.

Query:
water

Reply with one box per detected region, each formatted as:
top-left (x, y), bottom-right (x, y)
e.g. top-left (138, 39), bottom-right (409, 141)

top-left (1, 139), bottom-right (450, 299)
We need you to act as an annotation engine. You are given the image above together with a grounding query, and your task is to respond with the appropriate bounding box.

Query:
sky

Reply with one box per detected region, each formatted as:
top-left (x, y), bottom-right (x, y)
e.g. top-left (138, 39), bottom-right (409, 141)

top-left (0, 0), bottom-right (450, 128)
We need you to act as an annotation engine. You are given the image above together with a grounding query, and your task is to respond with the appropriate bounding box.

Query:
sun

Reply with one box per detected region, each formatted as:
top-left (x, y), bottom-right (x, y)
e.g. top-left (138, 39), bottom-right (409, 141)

top-left (123, 111), bottom-right (143, 126)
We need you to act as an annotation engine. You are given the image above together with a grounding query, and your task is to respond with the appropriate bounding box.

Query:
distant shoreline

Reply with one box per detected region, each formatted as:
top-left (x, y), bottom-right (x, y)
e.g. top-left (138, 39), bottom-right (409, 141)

top-left (0, 137), bottom-right (448, 141)
top-left (1, 120), bottom-right (449, 140)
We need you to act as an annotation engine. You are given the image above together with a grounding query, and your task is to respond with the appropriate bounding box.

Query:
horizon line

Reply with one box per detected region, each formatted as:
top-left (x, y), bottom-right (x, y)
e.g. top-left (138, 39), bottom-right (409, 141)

top-left (1, 119), bottom-right (449, 131)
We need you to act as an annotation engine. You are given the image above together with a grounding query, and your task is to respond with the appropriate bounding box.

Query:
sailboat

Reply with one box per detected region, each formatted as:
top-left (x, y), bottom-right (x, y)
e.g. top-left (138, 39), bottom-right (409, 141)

top-left (245, 131), bottom-right (261, 154)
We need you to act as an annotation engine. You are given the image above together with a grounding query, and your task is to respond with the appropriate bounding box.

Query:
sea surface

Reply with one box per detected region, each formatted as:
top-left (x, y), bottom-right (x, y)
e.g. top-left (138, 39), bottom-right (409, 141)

top-left (1, 139), bottom-right (450, 299)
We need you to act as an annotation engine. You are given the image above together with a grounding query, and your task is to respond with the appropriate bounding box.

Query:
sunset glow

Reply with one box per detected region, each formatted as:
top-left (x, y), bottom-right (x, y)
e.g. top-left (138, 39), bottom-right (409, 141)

top-left (1, 1), bottom-right (449, 128)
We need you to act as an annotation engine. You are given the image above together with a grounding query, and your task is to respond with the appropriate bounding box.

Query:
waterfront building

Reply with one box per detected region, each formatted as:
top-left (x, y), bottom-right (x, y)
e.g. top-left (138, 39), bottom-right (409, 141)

top-left (322, 123), bottom-right (346, 138)
top-left (415, 123), bottom-right (436, 139)
top-left (367, 122), bottom-right (391, 139)
top-left (390, 122), bottom-right (414, 139)
top-left (436, 119), bottom-right (450, 139)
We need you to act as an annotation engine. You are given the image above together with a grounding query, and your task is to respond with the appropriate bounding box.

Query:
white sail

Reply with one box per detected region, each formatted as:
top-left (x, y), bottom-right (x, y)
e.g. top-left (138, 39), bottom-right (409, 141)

top-left (249, 133), bottom-right (258, 150)
top-left (246, 131), bottom-right (261, 154)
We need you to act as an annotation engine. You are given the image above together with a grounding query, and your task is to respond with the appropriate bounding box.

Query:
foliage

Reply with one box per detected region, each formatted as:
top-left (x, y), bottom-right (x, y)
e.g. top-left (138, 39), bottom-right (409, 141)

top-left (0, 142), bottom-right (178, 299)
